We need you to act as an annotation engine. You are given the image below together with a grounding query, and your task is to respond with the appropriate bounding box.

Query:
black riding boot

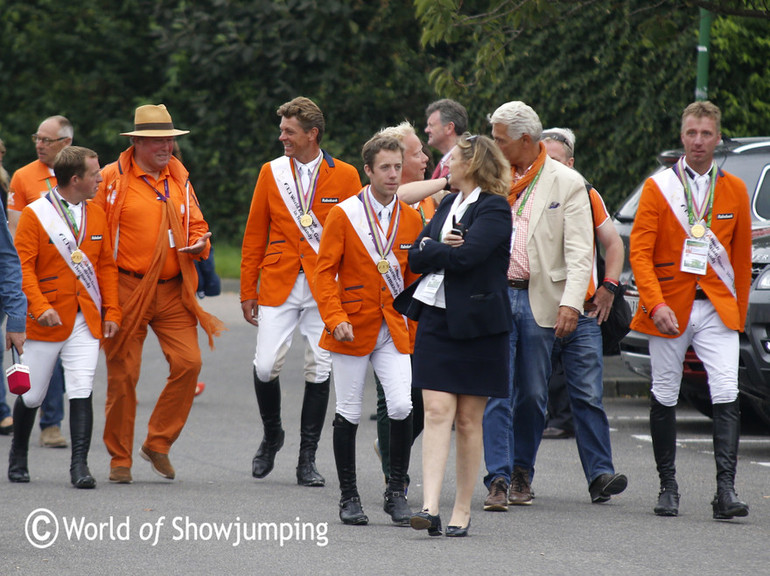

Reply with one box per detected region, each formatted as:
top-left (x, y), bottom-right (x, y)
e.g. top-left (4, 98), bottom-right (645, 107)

top-left (296, 379), bottom-right (329, 487)
top-left (70, 395), bottom-right (96, 489)
top-left (711, 400), bottom-right (749, 519)
top-left (251, 371), bottom-right (285, 479)
top-left (383, 411), bottom-right (413, 525)
top-left (650, 395), bottom-right (679, 516)
top-left (333, 413), bottom-right (368, 525)
top-left (8, 396), bottom-right (38, 483)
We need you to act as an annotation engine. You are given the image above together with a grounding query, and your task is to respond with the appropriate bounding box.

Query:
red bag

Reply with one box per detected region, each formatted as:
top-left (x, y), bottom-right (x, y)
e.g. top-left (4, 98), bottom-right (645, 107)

top-left (6, 346), bottom-right (30, 395)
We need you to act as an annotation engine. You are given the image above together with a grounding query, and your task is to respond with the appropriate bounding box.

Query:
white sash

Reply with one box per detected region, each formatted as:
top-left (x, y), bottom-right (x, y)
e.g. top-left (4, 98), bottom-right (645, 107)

top-left (652, 168), bottom-right (737, 298)
top-left (271, 156), bottom-right (323, 253)
top-left (28, 198), bottom-right (102, 309)
top-left (338, 196), bottom-right (404, 300)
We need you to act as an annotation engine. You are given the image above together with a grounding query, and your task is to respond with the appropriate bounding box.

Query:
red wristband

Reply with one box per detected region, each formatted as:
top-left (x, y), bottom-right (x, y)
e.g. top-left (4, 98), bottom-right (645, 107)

top-left (603, 277), bottom-right (618, 286)
top-left (649, 303), bottom-right (666, 319)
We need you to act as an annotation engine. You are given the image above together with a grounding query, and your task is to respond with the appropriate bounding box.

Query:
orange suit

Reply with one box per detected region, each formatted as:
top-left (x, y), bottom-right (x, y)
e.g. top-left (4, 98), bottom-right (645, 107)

top-left (240, 152), bottom-right (361, 306)
top-left (15, 199), bottom-right (121, 341)
top-left (94, 147), bottom-right (223, 468)
top-left (630, 168), bottom-right (752, 336)
top-left (314, 194), bottom-right (423, 356)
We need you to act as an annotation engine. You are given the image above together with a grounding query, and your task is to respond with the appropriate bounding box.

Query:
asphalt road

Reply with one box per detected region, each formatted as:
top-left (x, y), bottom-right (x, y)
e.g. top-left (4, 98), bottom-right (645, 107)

top-left (2, 291), bottom-right (769, 575)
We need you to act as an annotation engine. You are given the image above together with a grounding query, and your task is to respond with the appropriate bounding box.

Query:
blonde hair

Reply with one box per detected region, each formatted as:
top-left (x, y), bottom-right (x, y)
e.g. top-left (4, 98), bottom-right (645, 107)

top-left (378, 121), bottom-right (416, 143)
top-left (455, 133), bottom-right (511, 197)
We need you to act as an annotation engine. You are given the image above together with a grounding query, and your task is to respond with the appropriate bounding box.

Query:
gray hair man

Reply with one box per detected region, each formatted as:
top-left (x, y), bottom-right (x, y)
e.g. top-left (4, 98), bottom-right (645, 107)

top-left (482, 101), bottom-right (594, 511)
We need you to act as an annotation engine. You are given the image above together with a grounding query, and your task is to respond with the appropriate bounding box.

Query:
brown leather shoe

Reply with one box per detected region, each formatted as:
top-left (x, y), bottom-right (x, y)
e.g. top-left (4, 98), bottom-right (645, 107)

top-left (140, 445), bottom-right (175, 480)
top-left (109, 466), bottom-right (133, 484)
top-left (0, 416), bottom-right (12, 435)
top-left (508, 466), bottom-right (533, 505)
top-left (483, 477), bottom-right (509, 511)
top-left (40, 425), bottom-right (68, 448)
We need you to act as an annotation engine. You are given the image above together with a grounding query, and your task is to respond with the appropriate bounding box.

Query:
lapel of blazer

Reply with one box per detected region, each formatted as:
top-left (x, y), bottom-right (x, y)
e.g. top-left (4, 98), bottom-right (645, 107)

top-left (431, 193), bottom-right (455, 239)
top-left (528, 157), bottom-right (555, 241)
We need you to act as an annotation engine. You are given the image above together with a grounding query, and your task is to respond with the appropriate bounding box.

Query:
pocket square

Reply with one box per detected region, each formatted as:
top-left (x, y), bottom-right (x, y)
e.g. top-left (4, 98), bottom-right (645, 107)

top-left (548, 202), bottom-right (561, 209)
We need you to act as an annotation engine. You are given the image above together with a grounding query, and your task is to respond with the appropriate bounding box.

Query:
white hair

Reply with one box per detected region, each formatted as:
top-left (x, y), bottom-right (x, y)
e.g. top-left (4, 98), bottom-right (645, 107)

top-left (542, 127), bottom-right (576, 158)
top-left (488, 101), bottom-right (542, 141)
top-left (378, 121), bottom-right (417, 143)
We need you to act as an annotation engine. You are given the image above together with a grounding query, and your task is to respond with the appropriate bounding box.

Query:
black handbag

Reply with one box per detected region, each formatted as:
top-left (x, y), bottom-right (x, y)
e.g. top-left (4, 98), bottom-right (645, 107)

top-left (393, 276), bottom-right (424, 320)
top-left (599, 283), bottom-right (632, 355)
top-left (585, 182), bottom-right (632, 354)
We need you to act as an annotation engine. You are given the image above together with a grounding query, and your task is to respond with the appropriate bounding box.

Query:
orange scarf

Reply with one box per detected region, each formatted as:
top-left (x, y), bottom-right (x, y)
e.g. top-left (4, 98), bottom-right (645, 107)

top-left (508, 142), bottom-right (547, 206)
top-left (102, 147), bottom-right (225, 361)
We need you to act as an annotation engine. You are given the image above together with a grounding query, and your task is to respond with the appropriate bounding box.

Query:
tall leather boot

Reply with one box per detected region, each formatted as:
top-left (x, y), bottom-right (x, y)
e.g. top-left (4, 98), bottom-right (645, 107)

top-left (251, 370), bottom-right (285, 479)
top-left (333, 413), bottom-right (368, 525)
top-left (296, 379), bottom-right (329, 487)
top-left (711, 399), bottom-right (749, 519)
top-left (8, 396), bottom-right (38, 483)
top-left (383, 411), bottom-right (413, 525)
top-left (69, 395), bottom-right (96, 489)
top-left (650, 395), bottom-right (679, 516)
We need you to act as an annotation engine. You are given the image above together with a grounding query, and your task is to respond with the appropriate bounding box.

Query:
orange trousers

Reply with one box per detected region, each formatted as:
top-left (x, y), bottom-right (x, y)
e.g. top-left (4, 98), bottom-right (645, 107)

top-left (103, 274), bottom-right (202, 468)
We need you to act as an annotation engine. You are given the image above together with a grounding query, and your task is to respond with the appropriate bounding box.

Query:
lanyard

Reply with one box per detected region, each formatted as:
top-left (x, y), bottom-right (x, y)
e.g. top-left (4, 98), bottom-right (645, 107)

top-left (361, 187), bottom-right (400, 261)
top-left (515, 165), bottom-right (543, 217)
top-left (141, 176), bottom-right (170, 202)
top-left (47, 190), bottom-right (86, 248)
top-left (292, 159), bottom-right (322, 217)
top-left (676, 158), bottom-right (716, 228)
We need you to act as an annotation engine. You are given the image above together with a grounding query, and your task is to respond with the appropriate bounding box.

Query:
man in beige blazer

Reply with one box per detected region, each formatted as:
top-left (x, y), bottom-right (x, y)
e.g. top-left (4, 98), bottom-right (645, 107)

top-left (482, 101), bottom-right (593, 511)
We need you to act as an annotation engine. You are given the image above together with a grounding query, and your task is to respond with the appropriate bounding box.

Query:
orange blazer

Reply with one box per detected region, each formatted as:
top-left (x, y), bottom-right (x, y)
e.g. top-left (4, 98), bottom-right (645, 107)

top-left (240, 151), bottom-right (361, 306)
top-left (630, 167), bottom-right (752, 336)
top-left (314, 195), bottom-right (423, 356)
top-left (15, 199), bottom-right (121, 341)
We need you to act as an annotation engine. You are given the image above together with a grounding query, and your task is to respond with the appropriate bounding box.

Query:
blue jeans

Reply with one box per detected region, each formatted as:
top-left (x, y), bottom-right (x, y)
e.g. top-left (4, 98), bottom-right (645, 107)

top-left (552, 315), bottom-right (615, 485)
top-left (39, 357), bottom-right (65, 429)
top-left (483, 288), bottom-right (555, 486)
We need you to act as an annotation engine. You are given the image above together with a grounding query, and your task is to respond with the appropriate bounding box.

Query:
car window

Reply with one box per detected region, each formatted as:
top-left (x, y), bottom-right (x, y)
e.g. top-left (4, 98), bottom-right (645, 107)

top-left (752, 165), bottom-right (770, 221)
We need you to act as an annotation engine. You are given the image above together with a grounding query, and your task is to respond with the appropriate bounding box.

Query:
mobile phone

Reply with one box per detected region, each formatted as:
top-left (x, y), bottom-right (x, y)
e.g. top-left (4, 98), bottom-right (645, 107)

top-left (451, 216), bottom-right (466, 238)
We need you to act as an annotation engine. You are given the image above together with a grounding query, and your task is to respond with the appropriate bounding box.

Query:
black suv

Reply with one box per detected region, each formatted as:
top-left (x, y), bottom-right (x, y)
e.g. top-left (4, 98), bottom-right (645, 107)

top-left (614, 137), bottom-right (770, 430)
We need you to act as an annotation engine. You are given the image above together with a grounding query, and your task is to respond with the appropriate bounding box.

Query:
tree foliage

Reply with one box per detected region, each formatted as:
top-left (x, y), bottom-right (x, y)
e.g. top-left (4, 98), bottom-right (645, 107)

top-left (0, 0), bottom-right (769, 243)
top-left (416, 0), bottom-right (770, 210)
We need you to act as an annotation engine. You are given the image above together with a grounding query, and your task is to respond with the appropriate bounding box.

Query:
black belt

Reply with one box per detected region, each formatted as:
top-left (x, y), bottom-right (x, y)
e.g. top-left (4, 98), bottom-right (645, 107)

top-left (118, 267), bottom-right (182, 284)
top-left (694, 289), bottom-right (709, 301)
top-left (508, 278), bottom-right (529, 290)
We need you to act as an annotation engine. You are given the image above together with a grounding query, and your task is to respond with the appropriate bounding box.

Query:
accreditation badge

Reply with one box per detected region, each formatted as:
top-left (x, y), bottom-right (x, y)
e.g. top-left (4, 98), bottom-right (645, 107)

top-left (681, 238), bottom-right (708, 275)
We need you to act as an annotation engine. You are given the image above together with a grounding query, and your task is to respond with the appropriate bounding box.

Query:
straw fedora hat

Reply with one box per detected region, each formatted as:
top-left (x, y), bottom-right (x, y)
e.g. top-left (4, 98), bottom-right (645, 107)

top-left (120, 104), bottom-right (190, 137)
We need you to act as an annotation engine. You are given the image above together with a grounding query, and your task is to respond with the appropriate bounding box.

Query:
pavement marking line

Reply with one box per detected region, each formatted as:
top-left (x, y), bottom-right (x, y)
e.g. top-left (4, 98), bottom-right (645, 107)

top-left (632, 435), bottom-right (770, 444)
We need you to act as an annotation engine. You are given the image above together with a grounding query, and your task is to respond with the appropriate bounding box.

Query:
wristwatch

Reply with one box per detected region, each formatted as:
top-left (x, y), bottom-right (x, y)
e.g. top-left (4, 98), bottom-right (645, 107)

top-left (602, 280), bottom-right (620, 295)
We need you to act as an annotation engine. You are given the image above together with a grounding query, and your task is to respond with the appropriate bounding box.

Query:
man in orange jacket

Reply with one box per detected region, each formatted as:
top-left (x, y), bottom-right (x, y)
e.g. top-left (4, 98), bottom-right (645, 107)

top-left (10, 146), bottom-right (121, 488)
top-left (8, 115), bottom-right (74, 449)
top-left (315, 133), bottom-right (422, 526)
top-left (241, 97), bottom-right (360, 487)
top-left (630, 101), bottom-right (752, 519)
top-left (95, 105), bottom-right (223, 484)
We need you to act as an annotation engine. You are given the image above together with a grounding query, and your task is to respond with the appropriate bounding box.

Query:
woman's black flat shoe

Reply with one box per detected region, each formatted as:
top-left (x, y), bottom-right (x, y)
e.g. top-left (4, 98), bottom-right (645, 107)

top-left (410, 509), bottom-right (442, 536)
top-left (445, 518), bottom-right (471, 538)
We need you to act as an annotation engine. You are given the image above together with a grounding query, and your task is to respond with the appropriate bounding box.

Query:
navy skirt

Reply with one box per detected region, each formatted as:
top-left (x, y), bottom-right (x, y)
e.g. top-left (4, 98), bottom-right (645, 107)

top-left (412, 305), bottom-right (510, 398)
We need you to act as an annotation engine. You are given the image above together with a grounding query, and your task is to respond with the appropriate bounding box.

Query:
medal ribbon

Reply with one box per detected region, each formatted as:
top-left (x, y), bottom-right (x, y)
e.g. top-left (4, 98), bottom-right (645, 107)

top-left (292, 159), bottom-right (322, 218)
top-left (141, 177), bottom-right (170, 203)
top-left (47, 190), bottom-right (86, 248)
top-left (361, 186), bottom-right (400, 263)
top-left (676, 157), bottom-right (716, 229)
top-left (515, 165), bottom-right (544, 217)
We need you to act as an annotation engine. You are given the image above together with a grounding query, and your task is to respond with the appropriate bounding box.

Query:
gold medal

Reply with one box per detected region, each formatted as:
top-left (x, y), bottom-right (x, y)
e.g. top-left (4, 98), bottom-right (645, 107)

top-left (300, 213), bottom-right (313, 227)
top-left (377, 259), bottom-right (390, 274)
top-left (691, 223), bottom-right (706, 238)
top-left (71, 249), bottom-right (84, 264)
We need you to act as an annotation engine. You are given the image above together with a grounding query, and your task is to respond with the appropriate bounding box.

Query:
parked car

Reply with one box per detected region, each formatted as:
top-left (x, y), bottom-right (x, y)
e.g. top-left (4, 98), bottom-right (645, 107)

top-left (613, 137), bottom-right (770, 430)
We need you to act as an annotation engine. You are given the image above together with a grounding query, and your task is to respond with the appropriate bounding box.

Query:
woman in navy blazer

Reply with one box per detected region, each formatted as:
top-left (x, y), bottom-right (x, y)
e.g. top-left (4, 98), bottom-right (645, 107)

top-left (405, 134), bottom-right (512, 538)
